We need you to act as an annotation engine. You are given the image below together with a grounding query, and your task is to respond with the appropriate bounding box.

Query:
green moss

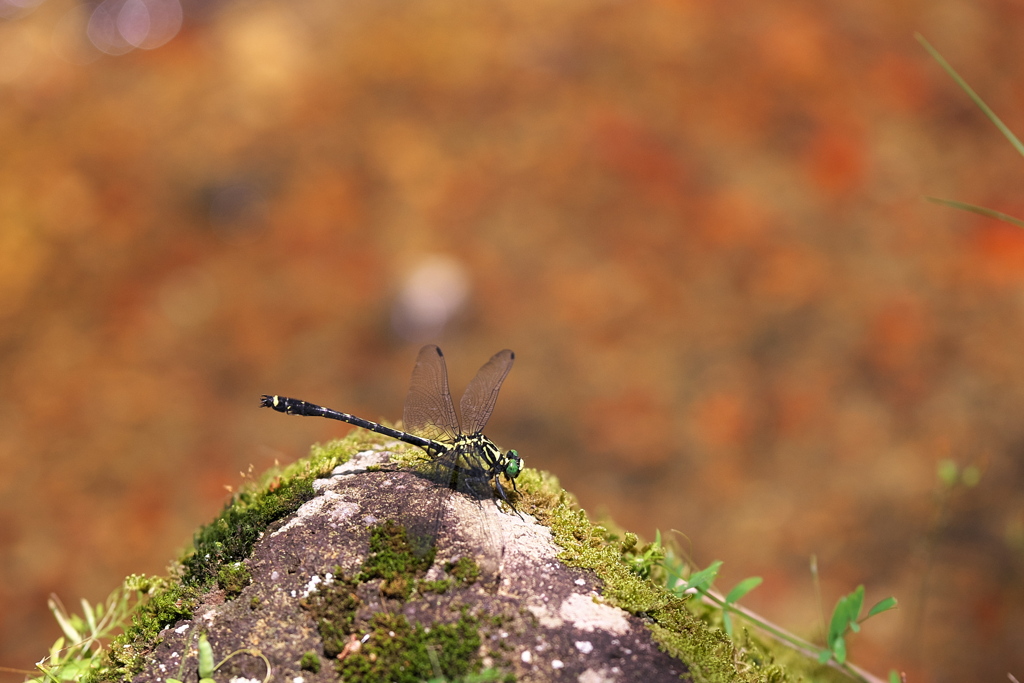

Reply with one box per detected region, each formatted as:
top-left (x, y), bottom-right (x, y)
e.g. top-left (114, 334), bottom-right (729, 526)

top-left (90, 583), bottom-right (201, 682)
top-left (304, 575), bottom-right (363, 657)
top-left (303, 516), bottom-right (515, 681)
top-left (180, 433), bottom-right (371, 589)
top-left (299, 651), bottom-right (322, 673)
top-left (305, 519), bottom-right (439, 655)
top-left (87, 434), bottom-right (371, 683)
top-left (182, 475), bottom-right (317, 587)
top-left (384, 437), bottom-right (434, 471)
top-left (510, 467), bottom-right (566, 520)
top-left (545, 499), bottom-right (794, 682)
top-left (416, 579), bottom-right (452, 594)
top-left (217, 562), bottom-right (252, 598)
top-left (306, 435), bottom-right (365, 465)
top-left (548, 503), bottom-right (669, 613)
top-left (83, 428), bottom-right (823, 683)
top-left (358, 520), bottom-right (435, 601)
top-left (336, 612), bottom-right (482, 683)
top-left (446, 555), bottom-right (481, 585)
top-left (544, 497), bottom-right (854, 683)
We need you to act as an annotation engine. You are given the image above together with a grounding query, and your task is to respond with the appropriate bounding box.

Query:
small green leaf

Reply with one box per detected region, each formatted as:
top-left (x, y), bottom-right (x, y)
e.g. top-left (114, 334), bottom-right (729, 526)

top-left (817, 649), bottom-right (830, 664)
top-left (166, 679), bottom-right (184, 683)
top-left (832, 635), bottom-right (847, 664)
top-left (865, 596), bottom-right (898, 619)
top-left (48, 637), bottom-right (65, 664)
top-left (198, 634), bottom-right (215, 679)
top-left (828, 593), bottom-right (855, 642)
top-left (846, 585), bottom-right (865, 623)
top-left (725, 576), bottom-right (762, 605)
top-left (56, 658), bottom-right (93, 680)
top-left (722, 610), bottom-right (734, 638)
top-left (888, 671), bottom-right (902, 683)
top-left (682, 560), bottom-right (722, 593)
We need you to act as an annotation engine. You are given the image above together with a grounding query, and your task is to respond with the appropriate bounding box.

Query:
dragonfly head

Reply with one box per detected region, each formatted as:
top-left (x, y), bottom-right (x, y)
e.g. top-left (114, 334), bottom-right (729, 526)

top-left (503, 449), bottom-right (523, 480)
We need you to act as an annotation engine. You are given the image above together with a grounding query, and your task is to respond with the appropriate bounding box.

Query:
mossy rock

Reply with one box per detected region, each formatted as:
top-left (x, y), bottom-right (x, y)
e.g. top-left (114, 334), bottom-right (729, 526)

top-left (89, 434), bottom-right (839, 683)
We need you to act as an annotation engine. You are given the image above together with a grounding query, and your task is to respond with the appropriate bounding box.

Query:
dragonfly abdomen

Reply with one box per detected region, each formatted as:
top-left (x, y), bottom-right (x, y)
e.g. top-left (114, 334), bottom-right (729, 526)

top-left (260, 394), bottom-right (437, 451)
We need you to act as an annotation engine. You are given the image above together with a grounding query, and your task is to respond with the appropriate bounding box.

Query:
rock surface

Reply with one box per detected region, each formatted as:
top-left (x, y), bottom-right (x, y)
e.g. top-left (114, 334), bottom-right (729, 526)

top-left (134, 448), bottom-right (688, 682)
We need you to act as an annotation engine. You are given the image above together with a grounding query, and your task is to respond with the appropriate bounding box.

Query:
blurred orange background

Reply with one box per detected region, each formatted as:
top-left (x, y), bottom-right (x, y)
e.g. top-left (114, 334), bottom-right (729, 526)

top-left (2, 0), bottom-right (1024, 680)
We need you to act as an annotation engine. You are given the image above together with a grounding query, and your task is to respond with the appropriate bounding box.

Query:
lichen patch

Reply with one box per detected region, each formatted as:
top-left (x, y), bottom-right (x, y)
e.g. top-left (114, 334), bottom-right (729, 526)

top-left (270, 490), bottom-right (355, 537)
top-left (558, 593), bottom-right (632, 635)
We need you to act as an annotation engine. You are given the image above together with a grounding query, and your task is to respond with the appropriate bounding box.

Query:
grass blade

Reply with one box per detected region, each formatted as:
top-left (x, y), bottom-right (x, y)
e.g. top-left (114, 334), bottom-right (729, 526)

top-left (916, 33), bottom-right (1024, 159)
top-left (925, 197), bottom-right (1024, 229)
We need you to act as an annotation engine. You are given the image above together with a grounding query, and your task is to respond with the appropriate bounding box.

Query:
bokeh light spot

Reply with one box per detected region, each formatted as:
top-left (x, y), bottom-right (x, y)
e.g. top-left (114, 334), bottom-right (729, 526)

top-left (391, 255), bottom-right (471, 343)
top-left (0, 0), bottom-right (44, 20)
top-left (87, 0), bottom-right (181, 55)
top-left (117, 0), bottom-right (152, 48)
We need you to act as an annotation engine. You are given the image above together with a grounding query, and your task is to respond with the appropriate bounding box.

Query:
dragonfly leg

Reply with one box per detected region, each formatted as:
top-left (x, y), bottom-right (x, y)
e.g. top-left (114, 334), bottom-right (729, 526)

top-left (492, 478), bottom-right (524, 518)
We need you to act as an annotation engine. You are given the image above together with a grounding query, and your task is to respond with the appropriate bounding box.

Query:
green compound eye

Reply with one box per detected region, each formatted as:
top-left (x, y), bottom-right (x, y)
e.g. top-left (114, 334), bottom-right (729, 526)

top-left (504, 450), bottom-right (523, 479)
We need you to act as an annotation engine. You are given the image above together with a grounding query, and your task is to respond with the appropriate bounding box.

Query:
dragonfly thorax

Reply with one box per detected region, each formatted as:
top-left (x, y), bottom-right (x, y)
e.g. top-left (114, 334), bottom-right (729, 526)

top-left (428, 433), bottom-right (522, 511)
top-left (442, 434), bottom-right (519, 481)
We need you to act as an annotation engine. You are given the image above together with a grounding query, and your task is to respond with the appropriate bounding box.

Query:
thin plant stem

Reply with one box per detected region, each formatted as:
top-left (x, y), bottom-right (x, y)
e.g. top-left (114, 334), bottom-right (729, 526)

top-left (915, 33), bottom-right (1024, 158)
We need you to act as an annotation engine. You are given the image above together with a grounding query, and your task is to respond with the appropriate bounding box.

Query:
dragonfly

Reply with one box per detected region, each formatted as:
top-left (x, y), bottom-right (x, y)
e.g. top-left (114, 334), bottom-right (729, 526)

top-left (261, 345), bottom-right (523, 564)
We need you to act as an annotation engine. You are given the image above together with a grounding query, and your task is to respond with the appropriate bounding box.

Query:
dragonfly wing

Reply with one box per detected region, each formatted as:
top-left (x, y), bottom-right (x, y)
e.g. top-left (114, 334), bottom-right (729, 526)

top-left (447, 479), bottom-right (505, 587)
top-left (459, 349), bottom-right (514, 436)
top-left (429, 443), bottom-right (505, 586)
top-left (404, 345), bottom-right (461, 441)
